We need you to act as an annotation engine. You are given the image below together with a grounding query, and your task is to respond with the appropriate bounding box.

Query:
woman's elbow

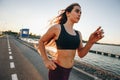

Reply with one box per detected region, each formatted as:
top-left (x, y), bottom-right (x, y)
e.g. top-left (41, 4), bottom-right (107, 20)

top-left (38, 39), bottom-right (43, 48)
top-left (78, 54), bottom-right (84, 58)
top-left (78, 51), bottom-right (86, 58)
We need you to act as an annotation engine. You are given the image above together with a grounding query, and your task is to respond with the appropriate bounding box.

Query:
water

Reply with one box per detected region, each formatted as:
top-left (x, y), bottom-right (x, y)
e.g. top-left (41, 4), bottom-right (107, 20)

top-left (75, 44), bottom-right (120, 76)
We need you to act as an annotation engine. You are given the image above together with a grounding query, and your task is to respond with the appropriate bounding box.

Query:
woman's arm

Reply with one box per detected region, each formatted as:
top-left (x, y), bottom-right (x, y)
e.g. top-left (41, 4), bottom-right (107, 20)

top-left (37, 25), bottom-right (60, 70)
top-left (77, 27), bottom-right (104, 58)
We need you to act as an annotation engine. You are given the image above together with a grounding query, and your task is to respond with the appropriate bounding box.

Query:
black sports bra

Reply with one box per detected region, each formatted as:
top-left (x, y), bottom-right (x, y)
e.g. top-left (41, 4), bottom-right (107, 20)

top-left (55, 24), bottom-right (80, 50)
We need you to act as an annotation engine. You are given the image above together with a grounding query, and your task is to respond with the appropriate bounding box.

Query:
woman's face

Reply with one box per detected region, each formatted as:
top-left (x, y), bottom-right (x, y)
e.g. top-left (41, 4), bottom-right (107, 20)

top-left (67, 6), bottom-right (82, 23)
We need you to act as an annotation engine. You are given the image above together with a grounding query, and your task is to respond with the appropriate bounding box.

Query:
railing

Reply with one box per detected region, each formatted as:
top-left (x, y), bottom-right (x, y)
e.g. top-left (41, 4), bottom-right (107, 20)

top-left (89, 50), bottom-right (120, 59)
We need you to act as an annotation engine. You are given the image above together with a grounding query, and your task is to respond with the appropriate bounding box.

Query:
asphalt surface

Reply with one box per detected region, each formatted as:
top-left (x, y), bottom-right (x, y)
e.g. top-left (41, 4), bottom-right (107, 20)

top-left (0, 35), bottom-right (43, 80)
top-left (0, 35), bottom-right (94, 80)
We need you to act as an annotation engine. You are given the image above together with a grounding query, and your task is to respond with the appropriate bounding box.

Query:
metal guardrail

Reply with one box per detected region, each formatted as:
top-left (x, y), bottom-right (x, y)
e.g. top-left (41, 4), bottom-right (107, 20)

top-left (73, 66), bottom-right (102, 80)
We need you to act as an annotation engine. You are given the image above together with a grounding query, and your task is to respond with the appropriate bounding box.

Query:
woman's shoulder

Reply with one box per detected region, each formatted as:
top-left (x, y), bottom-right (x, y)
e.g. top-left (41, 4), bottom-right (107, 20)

top-left (50, 24), bottom-right (61, 30)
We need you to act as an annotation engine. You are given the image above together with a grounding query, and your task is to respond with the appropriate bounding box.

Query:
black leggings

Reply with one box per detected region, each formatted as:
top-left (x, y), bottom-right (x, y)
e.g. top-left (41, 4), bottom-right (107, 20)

top-left (49, 63), bottom-right (72, 80)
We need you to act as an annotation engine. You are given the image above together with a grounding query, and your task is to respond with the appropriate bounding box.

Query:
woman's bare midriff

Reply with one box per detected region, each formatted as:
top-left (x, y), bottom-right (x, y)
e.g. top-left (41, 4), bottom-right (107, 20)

top-left (54, 49), bottom-right (76, 68)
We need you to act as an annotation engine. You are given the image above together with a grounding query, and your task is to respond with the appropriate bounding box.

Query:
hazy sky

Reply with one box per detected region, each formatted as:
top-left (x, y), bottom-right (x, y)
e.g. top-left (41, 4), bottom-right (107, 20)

top-left (0, 0), bottom-right (120, 44)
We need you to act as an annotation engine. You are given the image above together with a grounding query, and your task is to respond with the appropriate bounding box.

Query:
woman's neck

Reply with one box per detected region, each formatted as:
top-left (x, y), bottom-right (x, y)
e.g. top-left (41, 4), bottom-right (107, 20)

top-left (64, 21), bottom-right (74, 30)
top-left (63, 21), bottom-right (76, 35)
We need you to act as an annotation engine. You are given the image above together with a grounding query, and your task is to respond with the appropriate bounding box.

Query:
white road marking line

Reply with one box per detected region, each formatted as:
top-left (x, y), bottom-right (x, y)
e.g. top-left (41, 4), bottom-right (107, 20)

top-left (9, 56), bottom-right (13, 60)
top-left (10, 62), bottom-right (15, 68)
top-left (8, 45), bottom-right (10, 47)
top-left (9, 52), bottom-right (12, 54)
top-left (7, 36), bottom-right (10, 49)
top-left (11, 74), bottom-right (18, 80)
top-left (8, 48), bottom-right (11, 51)
top-left (7, 36), bottom-right (19, 80)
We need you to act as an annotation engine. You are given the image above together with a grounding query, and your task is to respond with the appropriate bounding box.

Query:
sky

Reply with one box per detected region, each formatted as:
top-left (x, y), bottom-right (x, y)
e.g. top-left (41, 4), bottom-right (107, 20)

top-left (0, 0), bottom-right (120, 44)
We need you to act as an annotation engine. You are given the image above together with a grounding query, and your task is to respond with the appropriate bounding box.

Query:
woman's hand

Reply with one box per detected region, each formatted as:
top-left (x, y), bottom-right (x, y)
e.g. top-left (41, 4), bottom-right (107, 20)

top-left (43, 59), bottom-right (57, 70)
top-left (88, 26), bottom-right (104, 44)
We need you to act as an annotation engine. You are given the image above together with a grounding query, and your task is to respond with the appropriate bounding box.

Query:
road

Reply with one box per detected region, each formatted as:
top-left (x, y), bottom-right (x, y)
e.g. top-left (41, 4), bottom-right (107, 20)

top-left (0, 35), bottom-right (94, 80)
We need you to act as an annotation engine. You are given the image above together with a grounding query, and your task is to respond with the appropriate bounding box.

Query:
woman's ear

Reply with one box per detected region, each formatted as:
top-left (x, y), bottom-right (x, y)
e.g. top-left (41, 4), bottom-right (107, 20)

top-left (66, 11), bottom-right (70, 17)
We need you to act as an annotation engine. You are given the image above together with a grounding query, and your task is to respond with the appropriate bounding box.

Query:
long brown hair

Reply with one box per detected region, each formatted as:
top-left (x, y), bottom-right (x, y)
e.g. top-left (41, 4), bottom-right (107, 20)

top-left (50, 3), bottom-right (80, 25)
